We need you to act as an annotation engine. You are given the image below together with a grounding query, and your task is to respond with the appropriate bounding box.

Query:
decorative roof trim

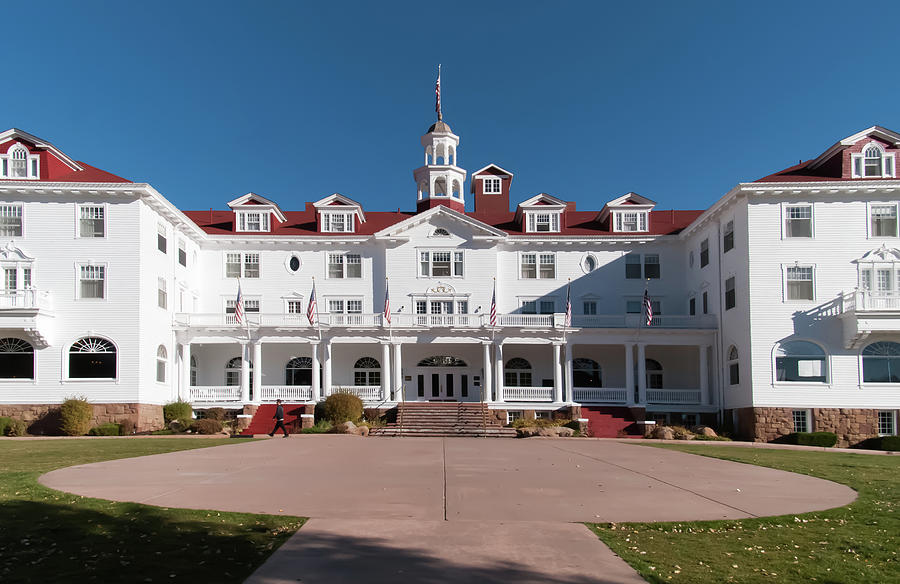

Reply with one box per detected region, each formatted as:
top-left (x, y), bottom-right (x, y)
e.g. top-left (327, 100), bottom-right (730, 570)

top-left (227, 192), bottom-right (287, 223)
top-left (313, 193), bottom-right (366, 223)
top-left (374, 204), bottom-right (508, 238)
top-left (808, 126), bottom-right (900, 170)
top-left (0, 128), bottom-right (82, 171)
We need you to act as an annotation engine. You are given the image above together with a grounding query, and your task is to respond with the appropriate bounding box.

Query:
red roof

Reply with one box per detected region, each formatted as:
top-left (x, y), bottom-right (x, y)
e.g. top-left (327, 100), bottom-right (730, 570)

top-left (53, 162), bottom-right (131, 183)
top-left (753, 160), bottom-right (841, 183)
top-left (184, 207), bottom-right (702, 236)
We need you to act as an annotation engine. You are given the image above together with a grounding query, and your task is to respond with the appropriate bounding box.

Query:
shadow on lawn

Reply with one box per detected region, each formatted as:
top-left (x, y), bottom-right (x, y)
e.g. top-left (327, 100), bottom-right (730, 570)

top-left (248, 529), bottom-right (626, 584)
top-left (1, 499), bottom-right (296, 584)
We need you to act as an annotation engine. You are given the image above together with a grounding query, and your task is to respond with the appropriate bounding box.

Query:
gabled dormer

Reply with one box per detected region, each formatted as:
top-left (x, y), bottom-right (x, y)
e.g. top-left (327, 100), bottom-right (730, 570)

top-left (313, 193), bottom-right (366, 234)
top-left (805, 126), bottom-right (900, 180)
top-left (598, 192), bottom-right (656, 233)
top-left (0, 129), bottom-right (82, 181)
top-left (227, 193), bottom-right (287, 233)
top-left (515, 193), bottom-right (568, 233)
top-left (471, 164), bottom-right (513, 214)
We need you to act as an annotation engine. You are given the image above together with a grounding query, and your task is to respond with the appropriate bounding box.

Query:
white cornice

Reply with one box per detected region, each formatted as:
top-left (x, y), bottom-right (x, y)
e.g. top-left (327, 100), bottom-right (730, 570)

top-left (374, 205), bottom-right (507, 238)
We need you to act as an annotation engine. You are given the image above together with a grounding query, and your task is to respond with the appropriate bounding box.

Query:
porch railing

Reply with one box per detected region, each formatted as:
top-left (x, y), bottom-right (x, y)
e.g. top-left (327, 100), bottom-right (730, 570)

top-left (496, 314), bottom-right (556, 328)
top-left (189, 386), bottom-right (241, 403)
top-left (260, 385), bottom-right (313, 402)
top-left (503, 386), bottom-right (554, 402)
top-left (841, 290), bottom-right (900, 312)
top-left (333, 385), bottom-right (383, 400)
top-left (0, 289), bottom-right (51, 310)
top-left (573, 387), bottom-right (628, 403)
top-left (646, 389), bottom-right (702, 404)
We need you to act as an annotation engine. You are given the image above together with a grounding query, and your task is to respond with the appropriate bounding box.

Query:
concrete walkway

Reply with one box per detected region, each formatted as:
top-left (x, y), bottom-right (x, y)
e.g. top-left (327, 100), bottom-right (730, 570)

top-left (40, 437), bottom-right (857, 583)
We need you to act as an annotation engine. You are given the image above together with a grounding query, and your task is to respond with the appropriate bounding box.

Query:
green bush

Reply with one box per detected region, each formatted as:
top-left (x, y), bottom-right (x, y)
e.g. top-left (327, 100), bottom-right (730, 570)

top-left (59, 397), bottom-right (93, 436)
top-left (203, 407), bottom-right (226, 421)
top-left (320, 392), bottom-right (363, 424)
top-left (88, 423), bottom-right (122, 436)
top-left (692, 434), bottom-right (733, 441)
top-left (301, 419), bottom-right (333, 434)
top-left (879, 435), bottom-right (900, 451)
top-left (788, 431), bottom-right (838, 447)
top-left (190, 419), bottom-right (223, 434)
top-left (120, 418), bottom-right (136, 435)
top-left (0, 416), bottom-right (12, 436)
top-left (511, 417), bottom-right (571, 429)
top-left (163, 399), bottom-right (194, 426)
top-left (6, 419), bottom-right (27, 436)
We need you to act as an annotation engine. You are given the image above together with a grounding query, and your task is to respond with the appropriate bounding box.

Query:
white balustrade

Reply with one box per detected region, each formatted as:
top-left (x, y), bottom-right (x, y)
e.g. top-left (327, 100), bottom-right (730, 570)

top-left (0, 289), bottom-right (51, 310)
top-left (646, 389), bottom-right (701, 404)
top-left (325, 313), bottom-right (382, 327)
top-left (497, 314), bottom-right (555, 327)
top-left (189, 386), bottom-right (242, 403)
top-left (502, 386), bottom-right (554, 402)
top-left (572, 387), bottom-right (628, 403)
top-left (333, 385), bottom-right (383, 400)
top-left (260, 385), bottom-right (313, 402)
top-left (847, 290), bottom-right (900, 312)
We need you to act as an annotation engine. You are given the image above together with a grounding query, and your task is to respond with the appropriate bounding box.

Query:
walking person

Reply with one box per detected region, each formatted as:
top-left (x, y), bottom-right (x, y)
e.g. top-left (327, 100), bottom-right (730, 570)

top-left (269, 399), bottom-right (289, 438)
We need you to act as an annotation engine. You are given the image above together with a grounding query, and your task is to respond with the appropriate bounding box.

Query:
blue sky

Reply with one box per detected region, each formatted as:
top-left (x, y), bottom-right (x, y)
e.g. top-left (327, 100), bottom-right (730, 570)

top-left (6, 1), bottom-right (900, 213)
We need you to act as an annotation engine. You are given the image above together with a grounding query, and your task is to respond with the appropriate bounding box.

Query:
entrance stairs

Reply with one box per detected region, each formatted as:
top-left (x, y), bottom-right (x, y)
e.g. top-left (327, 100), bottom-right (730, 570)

top-left (371, 402), bottom-right (516, 437)
top-left (240, 404), bottom-right (305, 436)
top-left (580, 406), bottom-right (643, 438)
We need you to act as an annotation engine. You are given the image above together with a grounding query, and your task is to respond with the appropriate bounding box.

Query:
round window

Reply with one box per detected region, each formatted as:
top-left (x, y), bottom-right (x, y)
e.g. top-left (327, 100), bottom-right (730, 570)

top-left (285, 254), bottom-right (302, 274)
top-left (582, 254), bottom-right (597, 273)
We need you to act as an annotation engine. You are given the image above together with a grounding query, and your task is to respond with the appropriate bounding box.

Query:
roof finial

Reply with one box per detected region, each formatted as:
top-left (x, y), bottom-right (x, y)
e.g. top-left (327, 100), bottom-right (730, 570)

top-left (435, 64), bottom-right (442, 122)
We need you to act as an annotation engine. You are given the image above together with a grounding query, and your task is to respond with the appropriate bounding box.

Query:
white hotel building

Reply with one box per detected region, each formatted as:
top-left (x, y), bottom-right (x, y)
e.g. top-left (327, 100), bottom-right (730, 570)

top-left (0, 120), bottom-right (899, 445)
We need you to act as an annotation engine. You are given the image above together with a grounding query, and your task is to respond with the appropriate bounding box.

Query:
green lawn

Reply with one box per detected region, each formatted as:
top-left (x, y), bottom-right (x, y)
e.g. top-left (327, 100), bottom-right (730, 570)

top-left (589, 445), bottom-right (899, 584)
top-left (0, 438), bottom-right (305, 584)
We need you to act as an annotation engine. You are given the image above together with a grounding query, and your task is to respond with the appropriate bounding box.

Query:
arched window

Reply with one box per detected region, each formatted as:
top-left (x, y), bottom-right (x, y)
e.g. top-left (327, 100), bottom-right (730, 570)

top-left (69, 337), bottom-right (116, 379)
top-left (434, 177), bottom-right (447, 196)
top-left (225, 357), bottom-right (253, 386)
top-left (775, 341), bottom-right (826, 382)
top-left (728, 346), bottom-right (739, 385)
top-left (9, 144), bottom-right (28, 178)
top-left (156, 345), bottom-right (167, 383)
top-left (646, 359), bottom-right (663, 389)
top-left (854, 143), bottom-right (894, 178)
top-left (573, 358), bottom-right (602, 387)
top-left (432, 228), bottom-right (450, 237)
top-left (864, 144), bottom-right (884, 177)
top-left (0, 338), bottom-right (34, 379)
top-left (286, 356), bottom-right (313, 385)
top-left (190, 355), bottom-right (198, 386)
top-left (862, 341), bottom-right (900, 383)
top-left (354, 357), bottom-right (380, 386)
top-left (418, 180), bottom-right (429, 200)
top-left (452, 180), bottom-right (461, 198)
top-left (504, 358), bottom-right (532, 387)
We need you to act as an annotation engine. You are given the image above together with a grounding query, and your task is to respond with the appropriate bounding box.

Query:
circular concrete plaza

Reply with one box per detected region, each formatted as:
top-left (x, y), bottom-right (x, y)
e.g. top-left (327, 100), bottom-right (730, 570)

top-left (41, 437), bottom-right (857, 584)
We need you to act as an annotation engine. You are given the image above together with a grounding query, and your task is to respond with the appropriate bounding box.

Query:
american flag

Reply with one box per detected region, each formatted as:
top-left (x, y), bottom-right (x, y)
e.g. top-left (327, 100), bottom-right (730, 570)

top-left (490, 280), bottom-right (497, 326)
top-left (234, 282), bottom-right (244, 325)
top-left (643, 288), bottom-right (653, 326)
top-left (383, 279), bottom-right (391, 324)
top-left (307, 281), bottom-right (317, 326)
top-left (435, 65), bottom-right (442, 120)
top-left (565, 282), bottom-right (572, 327)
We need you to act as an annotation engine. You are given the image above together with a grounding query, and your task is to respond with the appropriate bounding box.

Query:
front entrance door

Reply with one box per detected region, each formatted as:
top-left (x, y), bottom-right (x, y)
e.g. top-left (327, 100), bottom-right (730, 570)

top-left (415, 369), bottom-right (470, 400)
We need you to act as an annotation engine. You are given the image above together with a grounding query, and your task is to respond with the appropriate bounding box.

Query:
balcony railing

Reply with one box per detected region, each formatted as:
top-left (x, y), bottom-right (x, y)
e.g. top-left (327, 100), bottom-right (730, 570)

top-left (646, 389), bottom-right (702, 405)
top-left (573, 387), bottom-right (628, 403)
top-left (503, 386), bottom-right (554, 402)
top-left (842, 290), bottom-right (900, 312)
top-left (332, 385), bottom-right (383, 400)
top-left (259, 385), bottom-right (313, 402)
top-left (173, 312), bottom-right (716, 331)
top-left (0, 289), bottom-right (51, 310)
top-left (189, 386), bottom-right (241, 403)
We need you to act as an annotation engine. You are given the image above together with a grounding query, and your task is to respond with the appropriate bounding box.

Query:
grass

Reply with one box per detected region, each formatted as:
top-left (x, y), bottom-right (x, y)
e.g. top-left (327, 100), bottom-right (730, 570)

top-left (0, 438), bottom-right (305, 583)
top-left (589, 444), bottom-right (899, 584)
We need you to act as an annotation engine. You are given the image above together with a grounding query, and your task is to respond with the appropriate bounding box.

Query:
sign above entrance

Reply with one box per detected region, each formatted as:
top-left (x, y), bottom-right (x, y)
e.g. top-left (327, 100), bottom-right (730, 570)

top-left (417, 356), bottom-right (468, 367)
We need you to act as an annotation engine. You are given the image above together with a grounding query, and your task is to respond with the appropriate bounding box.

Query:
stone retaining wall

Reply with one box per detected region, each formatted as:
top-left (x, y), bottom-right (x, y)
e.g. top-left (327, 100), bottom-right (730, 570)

top-left (0, 403), bottom-right (164, 434)
top-left (735, 406), bottom-right (886, 448)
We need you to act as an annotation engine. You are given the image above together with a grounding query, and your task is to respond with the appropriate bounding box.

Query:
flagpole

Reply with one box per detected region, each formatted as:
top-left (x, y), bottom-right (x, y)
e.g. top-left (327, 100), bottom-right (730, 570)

top-left (313, 276), bottom-right (322, 342)
top-left (562, 278), bottom-right (571, 345)
top-left (386, 276), bottom-right (392, 343)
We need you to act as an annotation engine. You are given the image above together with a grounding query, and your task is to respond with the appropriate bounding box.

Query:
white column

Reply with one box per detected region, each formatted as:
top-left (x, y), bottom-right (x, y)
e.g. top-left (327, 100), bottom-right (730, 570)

top-left (553, 342), bottom-right (563, 403)
top-left (311, 341), bottom-right (321, 401)
top-left (482, 342), bottom-right (493, 403)
top-left (494, 342), bottom-right (503, 402)
top-left (180, 342), bottom-right (191, 400)
top-left (637, 343), bottom-right (647, 405)
top-left (393, 342), bottom-right (403, 401)
top-left (624, 343), bottom-right (635, 406)
top-left (240, 343), bottom-right (250, 403)
top-left (252, 341), bottom-right (262, 404)
top-left (564, 342), bottom-right (574, 403)
top-left (381, 342), bottom-right (391, 401)
top-left (322, 341), bottom-right (332, 397)
top-left (699, 344), bottom-right (710, 405)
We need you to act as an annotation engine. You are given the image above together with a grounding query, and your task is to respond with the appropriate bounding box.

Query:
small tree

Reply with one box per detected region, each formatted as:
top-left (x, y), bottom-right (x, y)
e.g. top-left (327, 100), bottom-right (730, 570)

top-left (321, 392), bottom-right (364, 424)
top-left (59, 397), bottom-right (93, 436)
top-left (163, 399), bottom-right (194, 427)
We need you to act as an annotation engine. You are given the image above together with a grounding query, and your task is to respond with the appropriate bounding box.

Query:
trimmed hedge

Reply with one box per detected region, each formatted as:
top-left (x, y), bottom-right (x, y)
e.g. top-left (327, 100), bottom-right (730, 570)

top-left (163, 399), bottom-right (194, 427)
top-left (88, 423), bottom-right (122, 436)
top-left (7, 419), bottom-right (27, 436)
top-left (59, 397), bottom-right (93, 436)
top-left (0, 416), bottom-right (12, 436)
top-left (788, 431), bottom-right (838, 447)
top-left (191, 419), bottom-right (223, 434)
top-left (320, 392), bottom-right (363, 424)
top-left (879, 435), bottom-right (900, 451)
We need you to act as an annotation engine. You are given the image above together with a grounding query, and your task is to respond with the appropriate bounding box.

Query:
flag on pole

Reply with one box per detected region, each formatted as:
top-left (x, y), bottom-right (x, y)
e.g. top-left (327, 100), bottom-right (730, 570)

top-left (307, 280), bottom-right (318, 326)
top-left (435, 64), bottom-right (442, 121)
top-left (490, 280), bottom-right (497, 326)
top-left (383, 278), bottom-right (391, 324)
top-left (234, 281), bottom-right (244, 325)
top-left (565, 281), bottom-right (572, 327)
top-left (643, 288), bottom-right (653, 326)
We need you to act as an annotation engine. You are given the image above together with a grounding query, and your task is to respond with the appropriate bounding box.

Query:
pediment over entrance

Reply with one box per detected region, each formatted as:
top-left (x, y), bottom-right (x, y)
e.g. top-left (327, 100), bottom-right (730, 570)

top-left (855, 245), bottom-right (900, 263)
top-left (424, 282), bottom-right (457, 295)
top-left (0, 241), bottom-right (33, 262)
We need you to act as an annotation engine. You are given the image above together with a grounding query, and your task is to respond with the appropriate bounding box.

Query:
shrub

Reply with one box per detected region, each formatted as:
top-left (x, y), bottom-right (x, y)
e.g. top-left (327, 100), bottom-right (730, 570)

top-left (0, 416), bottom-right (12, 436)
top-left (511, 417), bottom-right (569, 429)
top-left (320, 392), bottom-right (363, 424)
top-left (790, 431), bottom-right (838, 447)
top-left (879, 435), bottom-right (900, 451)
top-left (692, 434), bottom-right (733, 441)
top-left (302, 419), bottom-right (333, 434)
top-left (668, 425), bottom-right (695, 440)
top-left (163, 399), bottom-right (193, 427)
top-left (203, 407), bottom-right (226, 421)
top-left (191, 419), bottom-right (223, 434)
top-left (363, 408), bottom-right (384, 423)
top-left (7, 419), bottom-right (27, 437)
top-left (120, 418), bottom-right (136, 435)
top-left (88, 423), bottom-right (122, 436)
top-left (59, 397), bottom-right (93, 436)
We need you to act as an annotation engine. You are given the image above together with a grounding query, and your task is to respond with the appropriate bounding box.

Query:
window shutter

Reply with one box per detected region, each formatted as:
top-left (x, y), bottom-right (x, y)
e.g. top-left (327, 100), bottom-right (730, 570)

top-left (527, 213), bottom-right (535, 232)
top-left (551, 213), bottom-right (559, 232)
top-left (852, 155), bottom-right (863, 178)
top-left (886, 155), bottom-right (895, 178)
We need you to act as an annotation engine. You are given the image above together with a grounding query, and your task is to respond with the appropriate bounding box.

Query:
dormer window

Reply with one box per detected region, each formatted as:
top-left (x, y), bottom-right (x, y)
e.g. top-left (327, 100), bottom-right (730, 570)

top-left (322, 212), bottom-right (355, 233)
top-left (483, 177), bottom-right (501, 194)
top-left (614, 211), bottom-right (648, 233)
top-left (852, 143), bottom-right (895, 178)
top-left (527, 212), bottom-right (560, 233)
top-left (237, 211), bottom-right (270, 232)
top-left (1, 143), bottom-right (40, 179)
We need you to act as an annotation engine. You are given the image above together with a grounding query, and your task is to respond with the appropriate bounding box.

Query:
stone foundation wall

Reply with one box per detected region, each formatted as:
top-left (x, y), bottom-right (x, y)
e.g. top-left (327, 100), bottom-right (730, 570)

top-left (0, 403), bottom-right (164, 434)
top-left (736, 407), bottom-right (885, 448)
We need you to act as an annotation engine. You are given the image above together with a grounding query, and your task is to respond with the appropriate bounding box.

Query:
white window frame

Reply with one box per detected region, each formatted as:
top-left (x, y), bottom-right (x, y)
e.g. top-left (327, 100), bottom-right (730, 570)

top-left (326, 297), bottom-right (364, 314)
top-left (76, 262), bottom-right (107, 300)
top-left (157, 277), bottom-right (167, 310)
top-left (326, 252), bottom-right (362, 279)
top-left (772, 340), bottom-right (830, 386)
top-left (613, 210), bottom-right (648, 233)
top-left (156, 345), bottom-right (167, 383)
top-left (482, 177), bottom-right (502, 194)
top-left (157, 223), bottom-right (167, 254)
top-left (0, 203), bottom-right (24, 237)
top-left (224, 296), bottom-right (260, 319)
top-left (418, 249), bottom-right (464, 278)
top-left (177, 240), bottom-right (187, 267)
top-left (64, 336), bottom-right (118, 382)
top-left (723, 219), bottom-right (735, 252)
top-left (284, 253), bottom-right (303, 275)
top-left (321, 211), bottom-right (355, 233)
top-left (285, 298), bottom-right (305, 314)
top-left (878, 410), bottom-right (897, 436)
top-left (525, 211), bottom-right (561, 233)
top-left (223, 252), bottom-right (261, 278)
top-left (236, 210), bottom-right (271, 233)
top-left (0, 143), bottom-right (40, 180)
top-left (782, 203), bottom-right (814, 239)
top-left (75, 204), bottom-right (106, 239)
top-left (868, 202), bottom-right (899, 238)
top-left (783, 264), bottom-right (816, 302)
top-left (851, 142), bottom-right (896, 178)
top-left (581, 254), bottom-right (598, 273)
top-left (792, 409), bottom-right (811, 433)
top-left (519, 251), bottom-right (555, 279)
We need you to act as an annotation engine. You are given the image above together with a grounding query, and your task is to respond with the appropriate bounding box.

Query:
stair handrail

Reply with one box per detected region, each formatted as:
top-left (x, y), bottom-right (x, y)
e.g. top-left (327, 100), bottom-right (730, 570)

top-left (481, 386), bottom-right (487, 438)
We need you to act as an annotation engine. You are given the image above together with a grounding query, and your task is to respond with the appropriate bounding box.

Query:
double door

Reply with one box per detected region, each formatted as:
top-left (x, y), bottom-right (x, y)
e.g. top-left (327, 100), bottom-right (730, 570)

top-left (415, 369), bottom-right (470, 400)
